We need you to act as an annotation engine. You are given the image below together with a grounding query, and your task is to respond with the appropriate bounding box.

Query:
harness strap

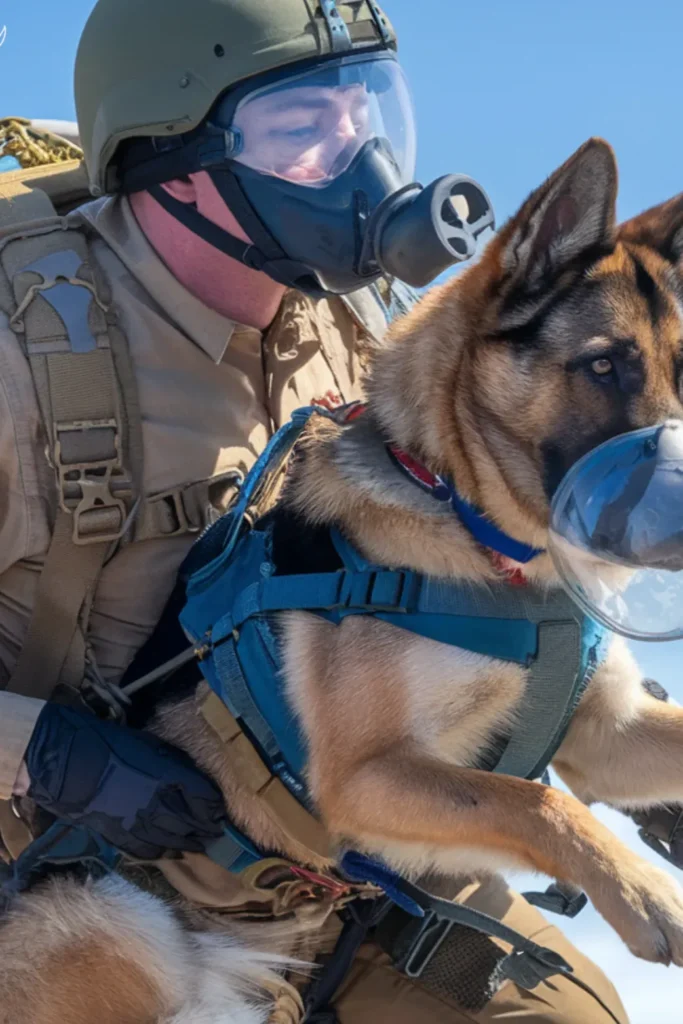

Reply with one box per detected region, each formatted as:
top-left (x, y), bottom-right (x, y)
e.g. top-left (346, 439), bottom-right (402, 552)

top-left (211, 564), bottom-right (578, 669)
top-left (0, 198), bottom-right (137, 702)
top-left (200, 690), bottom-right (332, 863)
top-left (339, 853), bottom-right (623, 1024)
top-left (304, 898), bottom-right (391, 1023)
top-left (492, 619), bottom-right (582, 780)
top-left (215, 559), bottom-right (579, 632)
top-left (133, 473), bottom-right (241, 542)
top-left (9, 514), bottom-right (111, 701)
top-left (0, 183), bottom-right (230, 710)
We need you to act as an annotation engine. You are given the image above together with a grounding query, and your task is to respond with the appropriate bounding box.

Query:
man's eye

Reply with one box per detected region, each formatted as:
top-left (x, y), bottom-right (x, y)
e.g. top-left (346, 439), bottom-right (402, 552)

top-left (273, 125), bottom-right (319, 140)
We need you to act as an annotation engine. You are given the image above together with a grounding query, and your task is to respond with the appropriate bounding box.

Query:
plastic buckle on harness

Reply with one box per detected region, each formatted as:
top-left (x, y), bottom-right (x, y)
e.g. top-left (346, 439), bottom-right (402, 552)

top-left (340, 569), bottom-right (420, 613)
top-left (149, 486), bottom-right (202, 538)
top-left (54, 418), bottom-right (127, 545)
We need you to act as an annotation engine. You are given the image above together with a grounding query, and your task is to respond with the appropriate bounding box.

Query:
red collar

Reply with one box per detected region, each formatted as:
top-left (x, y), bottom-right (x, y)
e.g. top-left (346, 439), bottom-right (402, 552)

top-left (335, 401), bottom-right (532, 586)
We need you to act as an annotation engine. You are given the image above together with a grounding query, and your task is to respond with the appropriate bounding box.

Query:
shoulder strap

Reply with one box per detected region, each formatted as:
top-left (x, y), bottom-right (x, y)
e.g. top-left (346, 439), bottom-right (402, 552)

top-left (0, 178), bottom-right (240, 707)
top-left (0, 180), bottom-right (141, 705)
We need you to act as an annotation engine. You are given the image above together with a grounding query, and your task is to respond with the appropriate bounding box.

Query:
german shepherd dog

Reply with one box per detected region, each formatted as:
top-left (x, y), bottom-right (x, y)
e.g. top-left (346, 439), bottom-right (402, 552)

top-left (3, 138), bottom-right (683, 1023)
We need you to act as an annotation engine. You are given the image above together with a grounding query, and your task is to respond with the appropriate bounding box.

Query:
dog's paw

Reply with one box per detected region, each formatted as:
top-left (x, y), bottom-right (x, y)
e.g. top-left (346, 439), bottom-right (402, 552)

top-left (591, 859), bottom-right (683, 966)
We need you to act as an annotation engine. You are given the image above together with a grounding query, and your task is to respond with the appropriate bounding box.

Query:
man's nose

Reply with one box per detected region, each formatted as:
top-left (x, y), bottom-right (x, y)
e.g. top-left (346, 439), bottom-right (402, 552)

top-left (334, 112), bottom-right (357, 141)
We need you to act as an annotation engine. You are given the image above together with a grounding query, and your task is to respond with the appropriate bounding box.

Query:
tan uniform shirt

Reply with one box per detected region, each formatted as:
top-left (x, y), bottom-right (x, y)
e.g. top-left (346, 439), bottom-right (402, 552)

top-left (0, 195), bottom-right (375, 796)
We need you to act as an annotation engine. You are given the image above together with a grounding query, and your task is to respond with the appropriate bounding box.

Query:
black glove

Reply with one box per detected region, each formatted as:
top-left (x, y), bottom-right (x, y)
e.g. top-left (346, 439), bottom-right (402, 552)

top-left (628, 804), bottom-right (683, 870)
top-left (25, 703), bottom-right (228, 860)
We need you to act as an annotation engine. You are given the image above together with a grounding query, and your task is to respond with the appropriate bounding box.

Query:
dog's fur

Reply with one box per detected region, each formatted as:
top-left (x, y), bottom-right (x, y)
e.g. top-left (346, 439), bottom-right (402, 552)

top-left (4, 138), bottom-right (683, 1020)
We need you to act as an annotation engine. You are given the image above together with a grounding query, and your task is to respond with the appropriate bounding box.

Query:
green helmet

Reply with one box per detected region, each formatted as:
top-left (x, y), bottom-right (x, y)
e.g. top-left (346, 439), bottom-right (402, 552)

top-left (74, 0), bottom-right (396, 195)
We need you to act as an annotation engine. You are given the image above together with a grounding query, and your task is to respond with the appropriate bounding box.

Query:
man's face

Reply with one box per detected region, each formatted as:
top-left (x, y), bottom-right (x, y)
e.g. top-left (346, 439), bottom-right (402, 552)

top-left (232, 83), bottom-right (371, 186)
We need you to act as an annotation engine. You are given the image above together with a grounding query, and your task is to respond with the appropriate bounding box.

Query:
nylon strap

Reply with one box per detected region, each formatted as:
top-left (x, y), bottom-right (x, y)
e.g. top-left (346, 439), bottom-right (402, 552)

top-left (492, 619), bottom-right (582, 780)
top-left (147, 184), bottom-right (266, 270)
top-left (8, 512), bottom-right (109, 699)
top-left (340, 854), bottom-right (623, 1024)
top-left (206, 558), bottom-right (587, 790)
top-left (133, 474), bottom-right (241, 543)
top-left (0, 181), bottom-right (227, 710)
top-left (213, 567), bottom-right (578, 652)
top-left (0, 188), bottom-right (136, 700)
top-left (200, 689), bottom-right (331, 862)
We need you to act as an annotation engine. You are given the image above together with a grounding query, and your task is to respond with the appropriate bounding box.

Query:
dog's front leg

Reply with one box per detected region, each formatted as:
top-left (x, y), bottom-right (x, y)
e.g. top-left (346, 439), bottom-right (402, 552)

top-left (319, 743), bottom-right (683, 965)
top-left (552, 638), bottom-right (683, 809)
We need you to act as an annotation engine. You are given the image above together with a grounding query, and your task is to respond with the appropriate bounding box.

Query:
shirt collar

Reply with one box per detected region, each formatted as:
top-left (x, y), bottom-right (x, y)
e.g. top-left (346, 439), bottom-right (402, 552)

top-left (76, 195), bottom-right (245, 364)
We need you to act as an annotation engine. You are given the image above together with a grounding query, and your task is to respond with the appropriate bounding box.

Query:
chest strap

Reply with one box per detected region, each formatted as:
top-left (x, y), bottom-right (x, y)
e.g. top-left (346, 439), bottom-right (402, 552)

top-left (0, 181), bottom-right (239, 712)
top-left (200, 558), bottom-right (591, 780)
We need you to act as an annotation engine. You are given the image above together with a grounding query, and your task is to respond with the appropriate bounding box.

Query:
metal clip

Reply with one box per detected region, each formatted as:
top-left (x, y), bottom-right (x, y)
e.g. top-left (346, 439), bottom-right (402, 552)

top-left (398, 910), bottom-right (456, 978)
top-left (148, 485), bottom-right (199, 538)
top-left (54, 418), bottom-right (128, 545)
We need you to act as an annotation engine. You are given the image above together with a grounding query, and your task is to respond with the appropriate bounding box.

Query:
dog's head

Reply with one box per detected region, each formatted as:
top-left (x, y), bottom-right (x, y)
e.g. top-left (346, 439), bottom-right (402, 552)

top-left (380, 139), bottom-right (683, 539)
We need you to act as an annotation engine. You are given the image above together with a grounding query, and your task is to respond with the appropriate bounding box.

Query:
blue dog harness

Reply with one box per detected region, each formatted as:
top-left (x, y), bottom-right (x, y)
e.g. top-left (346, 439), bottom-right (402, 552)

top-left (178, 404), bottom-right (609, 875)
top-left (172, 403), bottom-right (623, 1009)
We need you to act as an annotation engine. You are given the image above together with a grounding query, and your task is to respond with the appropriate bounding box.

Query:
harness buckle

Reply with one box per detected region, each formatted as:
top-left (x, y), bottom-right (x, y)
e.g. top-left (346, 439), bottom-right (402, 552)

top-left (340, 569), bottom-right (420, 613)
top-left (147, 485), bottom-right (200, 538)
top-left (382, 906), bottom-right (456, 979)
top-left (53, 418), bottom-right (129, 545)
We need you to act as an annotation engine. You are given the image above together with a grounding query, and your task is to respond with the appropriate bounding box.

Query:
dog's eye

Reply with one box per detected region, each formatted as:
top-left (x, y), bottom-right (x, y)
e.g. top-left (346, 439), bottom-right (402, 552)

top-left (590, 357), bottom-right (614, 376)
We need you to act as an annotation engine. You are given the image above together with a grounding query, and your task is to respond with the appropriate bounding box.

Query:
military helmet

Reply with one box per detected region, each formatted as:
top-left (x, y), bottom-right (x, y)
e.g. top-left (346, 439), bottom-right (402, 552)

top-left (74, 0), bottom-right (396, 195)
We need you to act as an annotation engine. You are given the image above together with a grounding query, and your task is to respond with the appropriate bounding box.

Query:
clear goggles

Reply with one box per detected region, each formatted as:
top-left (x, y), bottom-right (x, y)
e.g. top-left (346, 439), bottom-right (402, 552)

top-left (213, 55), bottom-right (417, 189)
top-left (548, 421), bottom-right (683, 641)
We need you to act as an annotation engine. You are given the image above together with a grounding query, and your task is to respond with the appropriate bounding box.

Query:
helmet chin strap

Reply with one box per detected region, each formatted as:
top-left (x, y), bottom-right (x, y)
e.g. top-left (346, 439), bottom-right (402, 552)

top-left (148, 183), bottom-right (267, 269)
top-left (147, 170), bottom-right (325, 295)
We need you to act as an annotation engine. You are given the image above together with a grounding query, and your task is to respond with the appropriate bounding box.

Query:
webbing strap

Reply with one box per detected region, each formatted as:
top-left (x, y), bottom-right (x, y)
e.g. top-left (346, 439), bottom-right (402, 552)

top-left (200, 690), bottom-right (331, 861)
top-left (214, 566), bottom-right (577, 649)
top-left (0, 188), bottom-right (138, 701)
top-left (340, 853), bottom-right (623, 1024)
top-left (207, 559), bottom-right (587, 790)
top-left (133, 474), bottom-right (241, 543)
top-left (492, 619), bottom-right (582, 780)
top-left (8, 511), bottom-right (107, 699)
top-left (0, 186), bottom-right (235, 709)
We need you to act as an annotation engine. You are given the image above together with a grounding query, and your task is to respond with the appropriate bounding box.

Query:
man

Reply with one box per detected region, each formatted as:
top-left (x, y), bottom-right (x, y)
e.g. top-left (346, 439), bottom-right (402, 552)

top-left (0, 1), bottom-right (632, 1020)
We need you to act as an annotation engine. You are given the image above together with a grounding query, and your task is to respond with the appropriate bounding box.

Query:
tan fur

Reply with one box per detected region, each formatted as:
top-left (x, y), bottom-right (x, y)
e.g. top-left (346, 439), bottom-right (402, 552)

top-left (0, 874), bottom-right (294, 1024)
top-left (7, 138), bottom-right (683, 1017)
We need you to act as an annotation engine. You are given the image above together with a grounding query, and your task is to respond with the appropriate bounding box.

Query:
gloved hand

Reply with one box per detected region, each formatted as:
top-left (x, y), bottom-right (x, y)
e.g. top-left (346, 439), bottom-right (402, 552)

top-left (628, 804), bottom-right (683, 870)
top-left (24, 703), bottom-right (228, 860)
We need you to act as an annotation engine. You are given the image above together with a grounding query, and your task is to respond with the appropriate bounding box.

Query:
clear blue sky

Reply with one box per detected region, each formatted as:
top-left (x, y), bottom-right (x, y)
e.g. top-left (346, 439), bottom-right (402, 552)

top-left (3, 2), bottom-right (683, 1018)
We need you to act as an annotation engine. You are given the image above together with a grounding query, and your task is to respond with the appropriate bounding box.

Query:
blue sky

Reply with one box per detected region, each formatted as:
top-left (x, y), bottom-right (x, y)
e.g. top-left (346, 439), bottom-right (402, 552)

top-left (3, 0), bottom-right (683, 1018)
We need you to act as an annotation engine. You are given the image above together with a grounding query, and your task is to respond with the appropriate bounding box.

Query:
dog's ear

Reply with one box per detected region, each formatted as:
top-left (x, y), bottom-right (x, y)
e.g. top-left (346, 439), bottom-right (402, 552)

top-left (498, 138), bottom-right (618, 301)
top-left (618, 194), bottom-right (683, 269)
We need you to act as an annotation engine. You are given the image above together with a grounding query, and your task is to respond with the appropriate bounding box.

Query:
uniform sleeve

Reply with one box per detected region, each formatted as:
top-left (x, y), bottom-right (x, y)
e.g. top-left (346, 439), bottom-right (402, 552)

top-left (0, 693), bottom-right (44, 798)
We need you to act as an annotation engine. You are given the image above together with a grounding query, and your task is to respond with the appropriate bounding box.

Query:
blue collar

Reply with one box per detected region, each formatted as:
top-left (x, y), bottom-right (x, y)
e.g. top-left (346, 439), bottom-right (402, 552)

top-left (387, 444), bottom-right (545, 565)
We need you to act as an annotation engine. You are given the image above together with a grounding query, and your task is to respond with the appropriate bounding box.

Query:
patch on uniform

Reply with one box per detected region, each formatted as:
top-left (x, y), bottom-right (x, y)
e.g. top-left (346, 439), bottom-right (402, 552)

top-left (418, 924), bottom-right (508, 1011)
